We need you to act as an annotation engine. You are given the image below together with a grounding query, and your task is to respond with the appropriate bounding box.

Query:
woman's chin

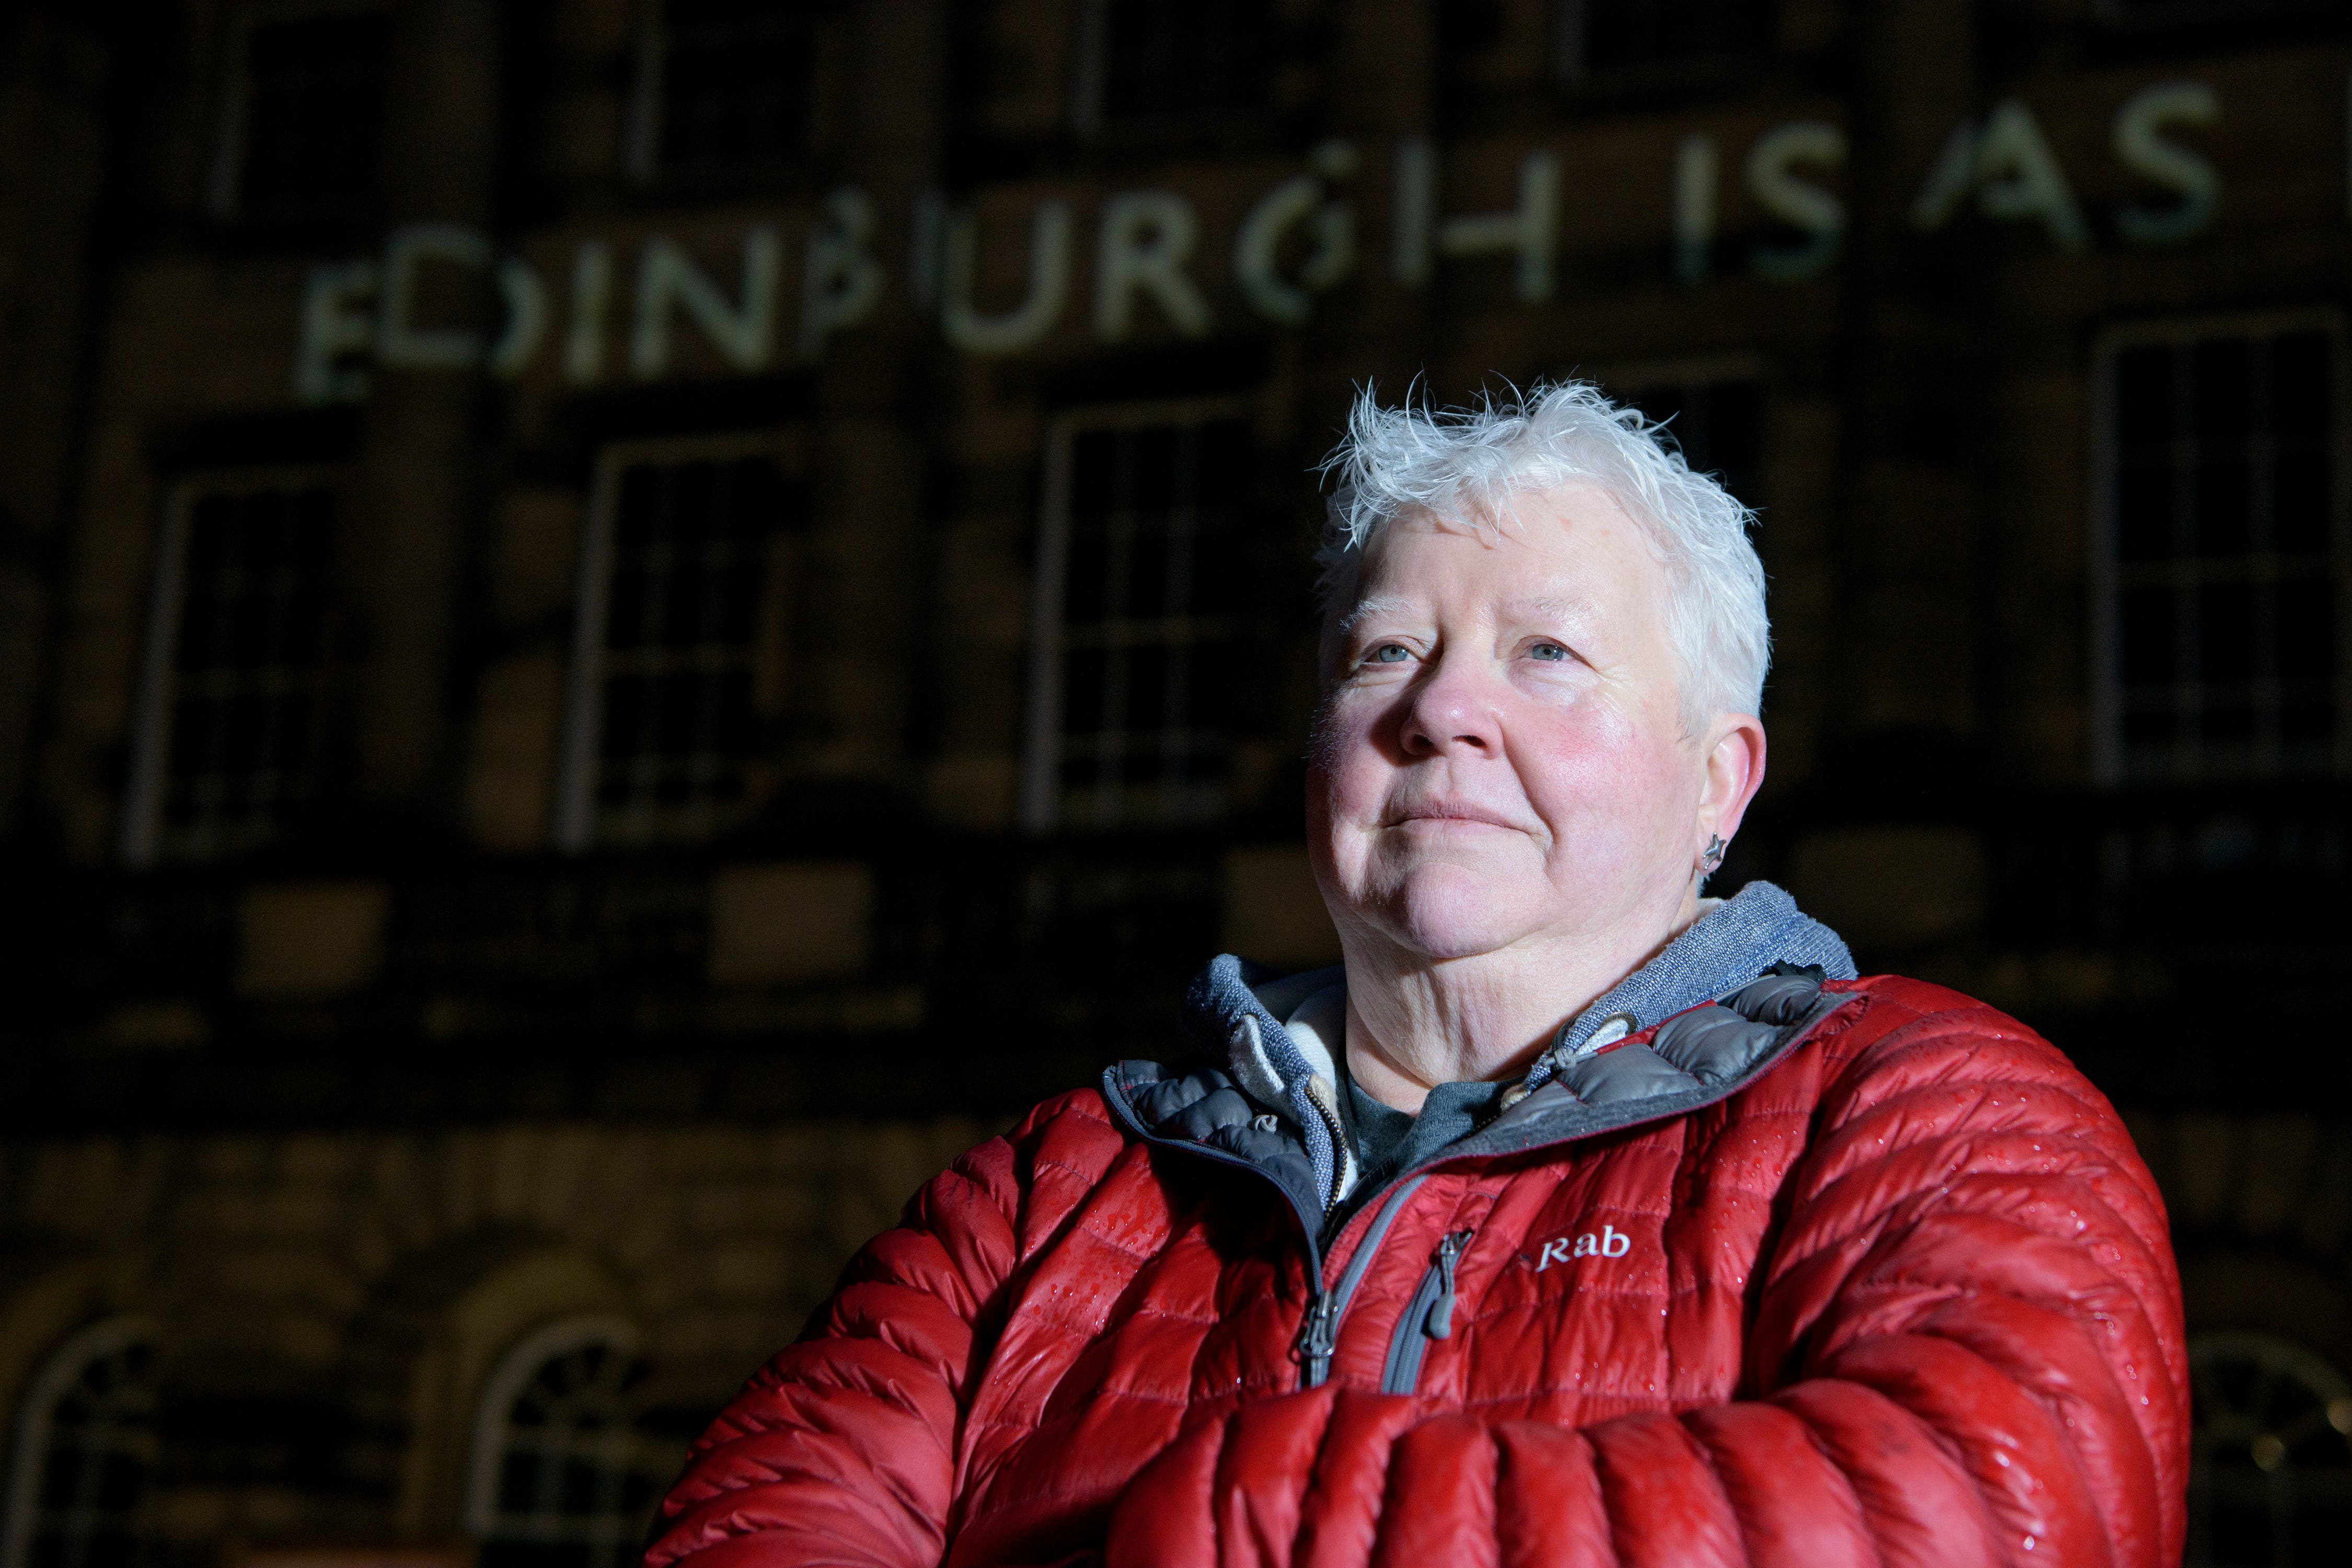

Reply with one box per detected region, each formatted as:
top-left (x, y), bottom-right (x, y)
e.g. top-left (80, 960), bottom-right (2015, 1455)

top-left (1368, 875), bottom-right (1547, 962)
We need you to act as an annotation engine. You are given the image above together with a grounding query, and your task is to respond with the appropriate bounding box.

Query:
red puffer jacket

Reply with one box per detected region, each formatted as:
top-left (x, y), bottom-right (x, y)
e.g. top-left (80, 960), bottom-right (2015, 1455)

top-left (647, 972), bottom-right (2186, 1567)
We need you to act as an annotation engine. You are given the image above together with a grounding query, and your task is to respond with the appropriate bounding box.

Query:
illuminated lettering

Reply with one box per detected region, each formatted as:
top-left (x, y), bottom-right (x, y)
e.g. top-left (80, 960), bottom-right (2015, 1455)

top-left (940, 200), bottom-right (1071, 355)
top-left (1747, 122), bottom-right (1846, 283)
top-left (294, 260), bottom-right (377, 405)
top-left (1094, 191), bottom-right (1213, 341)
top-left (1672, 134), bottom-right (1716, 288)
top-left (1910, 100), bottom-right (2089, 252)
top-left (1910, 119), bottom-right (1981, 233)
top-left (1392, 139), bottom-right (1436, 286)
top-left (377, 224), bottom-right (492, 371)
top-left (2114, 82), bottom-right (2220, 247)
top-left (1452, 151), bottom-right (1560, 302)
top-left (489, 258), bottom-right (546, 378)
top-left (564, 242), bottom-right (612, 384)
top-left (1975, 99), bottom-right (2088, 252)
top-left (1233, 141), bottom-right (1358, 327)
top-left (630, 229), bottom-right (782, 378)
top-left (799, 188), bottom-right (885, 361)
top-left (286, 77), bottom-right (2256, 396)
top-left (1394, 141), bottom-right (1560, 302)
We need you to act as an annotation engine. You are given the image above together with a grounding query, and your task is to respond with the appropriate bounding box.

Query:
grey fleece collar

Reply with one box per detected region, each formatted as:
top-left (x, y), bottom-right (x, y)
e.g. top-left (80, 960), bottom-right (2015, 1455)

top-left (1182, 956), bottom-right (1355, 1208)
top-left (1185, 880), bottom-right (1855, 1182)
top-left (1523, 879), bottom-right (1855, 1089)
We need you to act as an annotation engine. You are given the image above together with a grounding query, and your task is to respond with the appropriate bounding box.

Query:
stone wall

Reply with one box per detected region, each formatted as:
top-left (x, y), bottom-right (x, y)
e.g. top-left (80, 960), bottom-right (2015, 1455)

top-left (2126, 1111), bottom-right (2352, 1376)
top-left (0, 1115), bottom-right (989, 1553)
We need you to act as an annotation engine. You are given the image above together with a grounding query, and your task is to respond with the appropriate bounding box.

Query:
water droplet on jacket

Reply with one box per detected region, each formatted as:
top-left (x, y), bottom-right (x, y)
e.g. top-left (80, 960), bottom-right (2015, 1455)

top-left (1994, 1451), bottom-right (2011, 1468)
top-left (2023, 1535), bottom-right (2036, 1552)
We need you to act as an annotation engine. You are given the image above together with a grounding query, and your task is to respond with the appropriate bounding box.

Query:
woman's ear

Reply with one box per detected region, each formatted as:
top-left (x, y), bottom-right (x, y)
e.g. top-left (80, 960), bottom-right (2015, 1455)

top-left (1697, 713), bottom-right (1768, 853)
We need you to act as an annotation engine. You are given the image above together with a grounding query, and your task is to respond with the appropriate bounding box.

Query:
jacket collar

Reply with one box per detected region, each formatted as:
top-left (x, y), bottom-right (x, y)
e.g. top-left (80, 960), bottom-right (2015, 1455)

top-left (1111, 882), bottom-right (1857, 1219)
top-left (1522, 879), bottom-right (1855, 1090)
top-left (1178, 955), bottom-right (1353, 1212)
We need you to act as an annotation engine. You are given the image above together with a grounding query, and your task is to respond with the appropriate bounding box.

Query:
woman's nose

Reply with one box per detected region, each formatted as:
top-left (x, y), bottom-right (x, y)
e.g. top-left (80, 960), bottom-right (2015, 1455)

top-left (1398, 654), bottom-right (1502, 757)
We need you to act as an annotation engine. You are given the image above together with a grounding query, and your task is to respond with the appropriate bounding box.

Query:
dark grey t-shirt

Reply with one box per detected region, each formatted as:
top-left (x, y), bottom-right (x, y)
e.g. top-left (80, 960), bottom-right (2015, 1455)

top-left (1329, 1067), bottom-right (1505, 1241)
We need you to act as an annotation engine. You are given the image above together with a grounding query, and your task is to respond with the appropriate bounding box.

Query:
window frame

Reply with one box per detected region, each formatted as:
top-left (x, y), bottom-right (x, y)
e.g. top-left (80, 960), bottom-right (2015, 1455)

top-left (463, 1315), bottom-right (653, 1563)
top-left (1020, 395), bottom-right (1256, 834)
top-left (119, 466), bottom-right (342, 868)
top-left (621, 0), bottom-right (829, 188)
top-left (0, 1317), bottom-right (159, 1568)
top-left (204, 0), bottom-right (390, 224)
top-left (1068, 0), bottom-right (1276, 139)
top-left (1067, 0), bottom-right (1110, 135)
top-left (553, 433), bottom-right (797, 852)
top-left (1550, 0), bottom-right (1780, 91)
top-left (2088, 309), bottom-right (2352, 785)
top-left (1588, 356), bottom-right (1770, 501)
top-left (2092, 0), bottom-right (2335, 25)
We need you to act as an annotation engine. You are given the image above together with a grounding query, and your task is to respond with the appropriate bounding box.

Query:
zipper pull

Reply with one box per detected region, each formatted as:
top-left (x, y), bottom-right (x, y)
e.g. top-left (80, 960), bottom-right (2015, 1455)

top-left (1424, 1231), bottom-right (1471, 1340)
top-left (1293, 1290), bottom-right (1339, 1387)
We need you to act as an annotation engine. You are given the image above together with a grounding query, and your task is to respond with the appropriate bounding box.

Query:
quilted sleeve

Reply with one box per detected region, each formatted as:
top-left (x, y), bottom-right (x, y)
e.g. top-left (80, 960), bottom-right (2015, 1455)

top-left (643, 1093), bottom-right (1113, 1568)
top-left (1104, 989), bottom-right (2190, 1568)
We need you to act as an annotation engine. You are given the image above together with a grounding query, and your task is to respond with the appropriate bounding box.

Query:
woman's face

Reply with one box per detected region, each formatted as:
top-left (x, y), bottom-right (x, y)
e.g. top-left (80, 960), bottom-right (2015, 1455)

top-left (1308, 484), bottom-right (1739, 966)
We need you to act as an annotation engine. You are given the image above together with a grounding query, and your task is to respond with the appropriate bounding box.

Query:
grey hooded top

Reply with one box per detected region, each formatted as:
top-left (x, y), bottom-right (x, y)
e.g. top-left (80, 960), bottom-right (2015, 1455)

top-left (1112, 880), bottom-right (1857, 1248)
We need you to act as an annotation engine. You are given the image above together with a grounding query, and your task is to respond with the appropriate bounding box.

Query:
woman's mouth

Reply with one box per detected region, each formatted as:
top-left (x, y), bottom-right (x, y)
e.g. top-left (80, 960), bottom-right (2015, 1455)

top-left (1385, 802), bottom-right (1524, 832)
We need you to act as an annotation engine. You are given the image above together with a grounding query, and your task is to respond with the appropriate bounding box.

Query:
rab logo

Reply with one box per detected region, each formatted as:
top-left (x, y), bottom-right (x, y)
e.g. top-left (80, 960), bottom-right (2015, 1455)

top-left (1536, 1224), bottom-right (1632, 1270)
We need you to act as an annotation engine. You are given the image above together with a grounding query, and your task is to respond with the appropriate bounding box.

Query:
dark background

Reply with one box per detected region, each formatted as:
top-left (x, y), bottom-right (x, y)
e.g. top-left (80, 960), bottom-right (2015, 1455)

top-left (0, 3), bottom-right (2347, 1567)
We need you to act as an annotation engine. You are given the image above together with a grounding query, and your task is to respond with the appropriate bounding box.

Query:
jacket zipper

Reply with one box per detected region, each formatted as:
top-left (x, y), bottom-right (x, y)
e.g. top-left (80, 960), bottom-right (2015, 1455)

top-left (1114, 978), bottom-right (1857, 1400)
top-left (1293, 986), bottom-right (1853, 1388)
top-left (1292, 1292), bottom-right (1340, 1387)
top-left (1378, 1229), bottom-right (1471, 1396)
top-left (1289, 1173), bottom-right (1428, 1389)
top-left (1091, 1114), bottom-right (1352, 1389)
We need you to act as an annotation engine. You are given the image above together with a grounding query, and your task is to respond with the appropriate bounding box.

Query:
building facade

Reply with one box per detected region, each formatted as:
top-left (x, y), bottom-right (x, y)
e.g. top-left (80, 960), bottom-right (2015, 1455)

top-left (1, 2), bottom-right (2349, 1564)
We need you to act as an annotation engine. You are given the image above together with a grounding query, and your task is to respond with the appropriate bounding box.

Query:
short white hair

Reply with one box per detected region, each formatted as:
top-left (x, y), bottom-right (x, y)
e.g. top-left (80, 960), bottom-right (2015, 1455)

top-left (1317, 380), bottom-right (1770, 728)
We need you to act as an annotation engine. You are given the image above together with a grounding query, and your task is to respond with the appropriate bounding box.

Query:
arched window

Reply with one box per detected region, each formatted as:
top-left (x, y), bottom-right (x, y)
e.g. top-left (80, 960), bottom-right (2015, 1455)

top-left (0, 1319), bottom-right (158, 1568)
top-left (2188, 1330), bottom-right (2352, 1567)
top-left (466, 1317), bottom-right (670, 1568)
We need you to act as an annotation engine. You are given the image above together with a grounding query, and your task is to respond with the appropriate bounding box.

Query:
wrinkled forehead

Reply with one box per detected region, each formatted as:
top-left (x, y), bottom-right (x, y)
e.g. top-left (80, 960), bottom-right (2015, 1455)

top-left (1319, 482), bottom-right (1661, 637)
top-left (1336, 586), bottom-right (1606, 638)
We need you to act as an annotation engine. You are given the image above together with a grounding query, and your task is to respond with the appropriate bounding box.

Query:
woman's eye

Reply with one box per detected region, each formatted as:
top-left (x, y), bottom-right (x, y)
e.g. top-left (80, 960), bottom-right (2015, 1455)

top-left (1365, 643), bottom-right (1412, 665)
top-left (1530, 641), bottom-right (1570, 662)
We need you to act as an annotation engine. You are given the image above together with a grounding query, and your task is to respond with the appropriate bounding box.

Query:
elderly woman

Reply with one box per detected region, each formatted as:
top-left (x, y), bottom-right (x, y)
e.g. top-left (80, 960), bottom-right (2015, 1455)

top-left (645, 385), bottom-right (2187, 1567)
